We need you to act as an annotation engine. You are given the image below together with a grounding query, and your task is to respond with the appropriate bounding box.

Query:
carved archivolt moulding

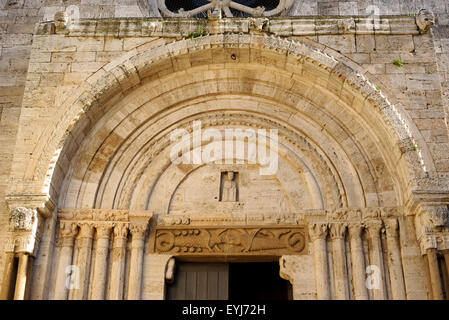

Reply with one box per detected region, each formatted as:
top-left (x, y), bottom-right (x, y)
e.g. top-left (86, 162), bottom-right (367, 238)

top-left (149, 225), bottom-right (307, 256)
top-left (153, 0), bottom-right (294, 18)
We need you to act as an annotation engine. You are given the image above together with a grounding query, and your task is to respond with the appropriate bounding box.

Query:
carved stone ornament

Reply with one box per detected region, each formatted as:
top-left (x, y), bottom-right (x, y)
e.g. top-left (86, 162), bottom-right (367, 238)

top-left (427, 207), bottom-right (449, 228)
top-left (248, 17), bottom-right (269, 32)
top-left (416, 9), bottom-right (435, 34)
top-left (154, 0), bottom-right (294, 18)
top-left (149, 225), bottom-right (307, 256)
top-left (9, 207), bottom-right (36, 231)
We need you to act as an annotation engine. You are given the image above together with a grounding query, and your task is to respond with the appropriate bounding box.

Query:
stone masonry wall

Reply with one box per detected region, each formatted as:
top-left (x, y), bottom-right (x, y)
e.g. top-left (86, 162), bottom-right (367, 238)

top-left (0, 0), bottom-right (448, 297)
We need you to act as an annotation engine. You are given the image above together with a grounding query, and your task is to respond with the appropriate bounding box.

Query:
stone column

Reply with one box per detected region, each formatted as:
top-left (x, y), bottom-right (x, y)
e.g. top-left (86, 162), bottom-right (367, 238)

top-left (72, 223), bottom-right (94, 300)
top-left (13, 253), bottom-right (29, 300)
top-left (384, 219), bottom-right (406, 300)
top-left (127, 224), bottom-right (147, 300)
top-left (308, 223), bottom-right (330, 300)
top-left (329, 223), bottom-right (349, 300)
top-left (0, 252), bottom-right (15, 300)
top-left (53, 222), bottom-right (78, 300)
top-left (365, 221), bottom-right (386, 300)
top-left (444, 251), bottom-right (449, 286)
top-left (348, 224), bottom-right (368, 300)
top-left (108, 223), bottom-right (128, 300)
top-left (426, 248), bottom-right (444, 300)
top-left (91, 224), bottom-right (112, 300)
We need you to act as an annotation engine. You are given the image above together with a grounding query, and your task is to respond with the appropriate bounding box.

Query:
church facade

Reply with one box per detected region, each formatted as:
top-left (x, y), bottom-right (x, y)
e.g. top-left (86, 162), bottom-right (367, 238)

top-left (0, 0), bottom-right (449, 300)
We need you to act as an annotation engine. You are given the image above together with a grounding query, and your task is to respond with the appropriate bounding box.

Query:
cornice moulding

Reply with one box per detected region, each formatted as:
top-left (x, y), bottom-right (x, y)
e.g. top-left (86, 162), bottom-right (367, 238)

top-left (35, 16), bottom-right (420, 37)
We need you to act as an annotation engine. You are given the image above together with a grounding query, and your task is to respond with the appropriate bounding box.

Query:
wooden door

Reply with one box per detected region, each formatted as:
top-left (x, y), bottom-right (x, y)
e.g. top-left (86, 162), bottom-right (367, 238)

top-left (166, 262), bottom-right (229, 300)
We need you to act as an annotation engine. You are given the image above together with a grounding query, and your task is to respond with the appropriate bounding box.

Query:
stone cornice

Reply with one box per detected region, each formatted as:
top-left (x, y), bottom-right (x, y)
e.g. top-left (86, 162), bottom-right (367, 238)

top-left (57, 208), bottom-right (153, 224)
top-left (35, 16), bottom-right (420, 38)
top-left (156, 207), bottom-right (401, 226)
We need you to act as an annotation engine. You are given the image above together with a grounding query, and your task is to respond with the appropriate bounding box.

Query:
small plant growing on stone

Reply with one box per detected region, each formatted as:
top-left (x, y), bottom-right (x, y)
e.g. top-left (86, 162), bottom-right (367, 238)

top-left (393, 59), bottom-right (404, 68)
top-left (413, 146), bottom-right (419, 152)
top-left (376, 86), bottom-right (381, 91)
top-left (187, 25), bottom-right (206, 40)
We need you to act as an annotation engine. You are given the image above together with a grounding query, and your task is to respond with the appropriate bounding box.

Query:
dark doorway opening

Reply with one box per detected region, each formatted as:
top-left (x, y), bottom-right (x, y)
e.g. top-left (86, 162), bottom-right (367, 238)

top-left (166, 261), bottom-right (292, 300)
top-left (229, 262), bottom-right (292, 300)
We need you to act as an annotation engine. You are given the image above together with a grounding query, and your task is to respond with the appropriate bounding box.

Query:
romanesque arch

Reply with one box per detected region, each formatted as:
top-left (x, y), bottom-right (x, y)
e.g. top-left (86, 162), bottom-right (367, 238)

top-left (3, 30), bottom-right (444, 300)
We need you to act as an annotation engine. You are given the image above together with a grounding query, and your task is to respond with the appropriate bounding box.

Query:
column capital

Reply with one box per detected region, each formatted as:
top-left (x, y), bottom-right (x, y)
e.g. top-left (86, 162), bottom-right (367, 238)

top-left (329, 223), bottom-right (348, 240)
top-left (130, 224), bottom-right (148, 240)
top-left (77, 222), bottom-right (95, 239)
top-left (364, 220), bottom-right (383, 237)
top-left (348, 223), bottom-right (363, 240)
top-left (95, 223), bottom-right (112, 240)
top-left (384, 218), bottom-right (399, 235)
top-left (58, 222), bottom-right (79, 249)
top-left (308, 223), bottom-right (328, 241)
top-left (113, 223), bottom-right (129, 240)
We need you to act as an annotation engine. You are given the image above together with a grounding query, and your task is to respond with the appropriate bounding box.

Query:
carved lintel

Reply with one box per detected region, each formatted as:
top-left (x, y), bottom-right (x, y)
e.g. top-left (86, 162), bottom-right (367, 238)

top-left (416, 9), bottom-right (435, 34)
top-left (149, 225), bottom-right (307, 256)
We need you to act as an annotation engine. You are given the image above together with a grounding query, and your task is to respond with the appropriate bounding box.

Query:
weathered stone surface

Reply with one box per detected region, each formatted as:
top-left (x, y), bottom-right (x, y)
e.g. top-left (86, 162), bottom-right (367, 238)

top-left (0, 0), bottom-right (449, 301)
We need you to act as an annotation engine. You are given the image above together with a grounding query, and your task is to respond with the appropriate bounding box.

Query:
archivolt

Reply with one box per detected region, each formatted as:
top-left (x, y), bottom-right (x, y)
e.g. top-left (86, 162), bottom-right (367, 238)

top-left (24, 34), bottom-right (432, 210)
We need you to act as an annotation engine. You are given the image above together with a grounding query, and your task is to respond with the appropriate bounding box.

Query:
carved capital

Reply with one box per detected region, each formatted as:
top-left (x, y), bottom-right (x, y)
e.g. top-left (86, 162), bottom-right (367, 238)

top-left (78, 222), bottom-right (94, 239)
top-left (416, 9), bottom-right (435, 34)
top-left (130, 224), bottom-right (148, 239)
top-left (348, 224), bottom-right (363, 240)
top-left (59, 221), bottom-right (78, 247)
top-left (364, 221), bottom-right (383, 238)
top-left (425, 206), bottom-right (449, 229)
top-left (95, 224), bottom-right (112, 240)
top-left (9, 207), bottom-right (36, 231)
top-left (113, 223), bottom-right (129, 240)
top-left (308, 223), bottom-right (328, 241)
top-left (384, 218), bottom-right (399, 237)
top-left (329, 223), bottom-right (347, 240)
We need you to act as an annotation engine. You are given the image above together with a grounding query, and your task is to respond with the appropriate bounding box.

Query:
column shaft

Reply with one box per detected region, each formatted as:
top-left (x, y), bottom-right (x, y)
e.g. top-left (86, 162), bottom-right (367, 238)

top-left (108, 224), bottom-right (128, 300)
top-left (72, 223), bottom-right (94, 300)
top-left (427, 248), bottom-right (444, 300)
top-left (349, 225), bottom-right (368, 300)
top-left (366, 222), bottom-right (386, 300)
top-left (91, 225), bottom-right (111, 300)
top-left (128, 231), bottom-right (145, 300)
top-left (13, 253), bottom-right (29, 300)
top-left (53, 222), bottom-right (78, 300)
top-left (0, 252), bottom-right (15, 300)
top-left (308, 223), bottom-right (330, 300)
top-left (384, 219), bottom-right (406, 300)
top-left (330, 224), bottom-right (349, 300)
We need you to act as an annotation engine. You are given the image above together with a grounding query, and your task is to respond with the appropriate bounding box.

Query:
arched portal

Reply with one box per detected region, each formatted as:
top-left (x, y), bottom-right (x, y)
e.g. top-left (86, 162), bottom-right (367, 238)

top-left (4, 33), bottom-right (437, 300)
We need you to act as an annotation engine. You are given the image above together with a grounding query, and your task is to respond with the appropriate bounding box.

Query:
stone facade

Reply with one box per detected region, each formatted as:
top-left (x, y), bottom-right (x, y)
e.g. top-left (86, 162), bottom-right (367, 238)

top-left (0, 0), bottom-right (449, 300)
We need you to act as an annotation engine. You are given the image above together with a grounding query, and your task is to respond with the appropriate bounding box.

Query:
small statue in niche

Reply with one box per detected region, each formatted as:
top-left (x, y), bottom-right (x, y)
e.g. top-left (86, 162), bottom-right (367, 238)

top-left (220, 171), bottom-right (238, 202)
